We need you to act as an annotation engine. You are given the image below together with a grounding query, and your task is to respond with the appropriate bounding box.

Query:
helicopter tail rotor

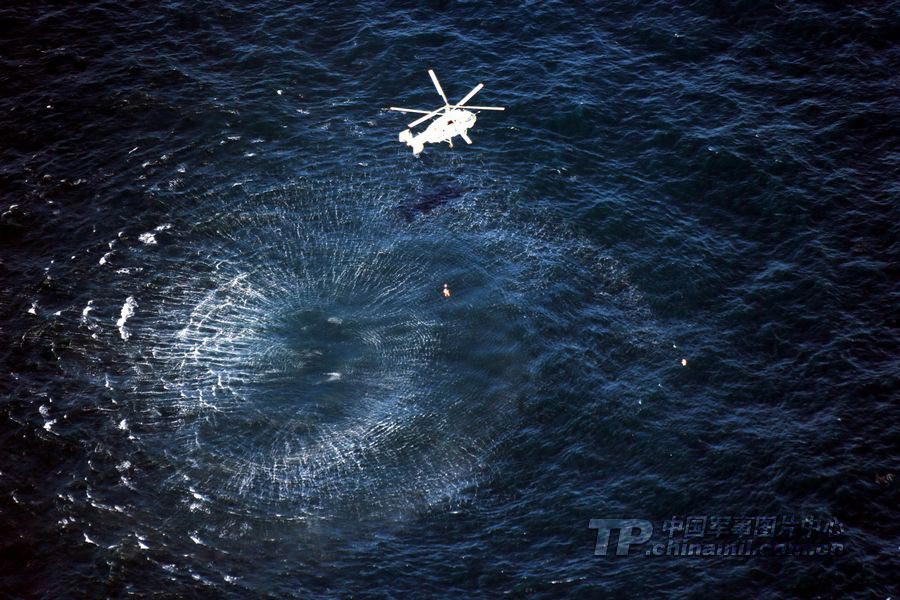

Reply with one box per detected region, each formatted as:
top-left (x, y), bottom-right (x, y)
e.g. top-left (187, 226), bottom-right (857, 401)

top-left (399, 129), bottom-right (424, 155)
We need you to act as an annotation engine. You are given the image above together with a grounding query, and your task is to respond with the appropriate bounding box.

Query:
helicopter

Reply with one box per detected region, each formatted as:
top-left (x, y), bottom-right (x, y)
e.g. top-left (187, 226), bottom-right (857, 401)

top-left (389, 70), bottom-right (505, 156)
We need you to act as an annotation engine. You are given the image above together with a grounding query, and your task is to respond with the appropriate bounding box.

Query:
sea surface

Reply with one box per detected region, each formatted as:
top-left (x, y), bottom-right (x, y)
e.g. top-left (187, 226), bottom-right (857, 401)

top-left (1, 1), bottom-right (898, 597)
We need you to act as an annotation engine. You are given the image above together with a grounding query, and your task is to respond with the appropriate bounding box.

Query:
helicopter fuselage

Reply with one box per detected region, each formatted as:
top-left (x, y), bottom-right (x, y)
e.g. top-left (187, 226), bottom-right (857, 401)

top-left (391, 69), bottom-right (504, 155)
top-left (399, 109), bottom-right (476, 155)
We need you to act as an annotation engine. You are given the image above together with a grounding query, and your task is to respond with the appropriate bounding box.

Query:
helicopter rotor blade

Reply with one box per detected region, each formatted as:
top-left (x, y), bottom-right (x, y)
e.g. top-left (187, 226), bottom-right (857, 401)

top-left (454, 83), bottom-right (484, 108)
top-left (462, 105), bottom-right (505, 111)
top-left (389, 107), bottom-right (435, 114)
top-left (428, 69), bottom-right (449, 106)
top-left (407, 106), bottom-right (446, 129)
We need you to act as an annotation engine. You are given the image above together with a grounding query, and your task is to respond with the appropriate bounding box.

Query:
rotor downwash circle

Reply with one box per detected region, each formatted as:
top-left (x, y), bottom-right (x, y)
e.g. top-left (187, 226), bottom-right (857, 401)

top-left (129, 177), bottom-right (539, 518)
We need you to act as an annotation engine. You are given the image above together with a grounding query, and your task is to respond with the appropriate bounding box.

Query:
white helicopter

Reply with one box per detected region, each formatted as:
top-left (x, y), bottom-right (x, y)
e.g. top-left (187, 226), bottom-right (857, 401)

top-left (390, 70), bottom-right (505, 155)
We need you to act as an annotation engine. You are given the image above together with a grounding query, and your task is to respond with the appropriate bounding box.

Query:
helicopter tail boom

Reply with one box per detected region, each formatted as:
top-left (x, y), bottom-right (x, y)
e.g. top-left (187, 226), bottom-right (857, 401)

top-left (399, 129), bottom-right (424, 155)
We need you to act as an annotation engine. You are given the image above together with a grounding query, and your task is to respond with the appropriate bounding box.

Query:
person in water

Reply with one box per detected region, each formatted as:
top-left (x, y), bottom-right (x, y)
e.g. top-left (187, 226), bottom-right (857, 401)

top-left (442, 283), bottom-right (451, 298)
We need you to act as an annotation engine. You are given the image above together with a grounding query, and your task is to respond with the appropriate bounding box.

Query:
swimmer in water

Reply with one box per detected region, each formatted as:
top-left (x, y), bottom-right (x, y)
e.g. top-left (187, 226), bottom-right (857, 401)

top-left (442, 283), bottom-right (451, 298)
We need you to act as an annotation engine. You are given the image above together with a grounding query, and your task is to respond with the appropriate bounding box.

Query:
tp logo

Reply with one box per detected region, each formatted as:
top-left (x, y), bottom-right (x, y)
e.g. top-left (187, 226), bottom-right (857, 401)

top-left (589, 519), bottom-right (653, 556)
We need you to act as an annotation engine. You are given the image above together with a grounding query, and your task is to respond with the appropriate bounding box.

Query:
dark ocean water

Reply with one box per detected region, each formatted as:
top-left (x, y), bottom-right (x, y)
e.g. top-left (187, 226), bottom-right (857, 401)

top-left (1, 1), bottom-right (899, 597)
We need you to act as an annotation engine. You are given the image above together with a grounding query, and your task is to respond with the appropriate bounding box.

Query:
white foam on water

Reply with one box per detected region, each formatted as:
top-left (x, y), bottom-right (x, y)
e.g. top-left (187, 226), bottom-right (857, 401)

top-left (189, 487), bottom-right (209, 502)
top-left (138, 233), bottom-right (157, 245)
top-left (81, 300), bottom-right (94, 322)
top-left (116, 297), bottom-right (137, 340)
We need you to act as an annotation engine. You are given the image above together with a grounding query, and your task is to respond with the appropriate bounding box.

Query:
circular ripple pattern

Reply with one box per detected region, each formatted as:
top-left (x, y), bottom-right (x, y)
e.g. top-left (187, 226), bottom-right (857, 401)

top-left (117, 174), bottom-right (631, 518)
top-left (2, 0), bottom-right (899, 595)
